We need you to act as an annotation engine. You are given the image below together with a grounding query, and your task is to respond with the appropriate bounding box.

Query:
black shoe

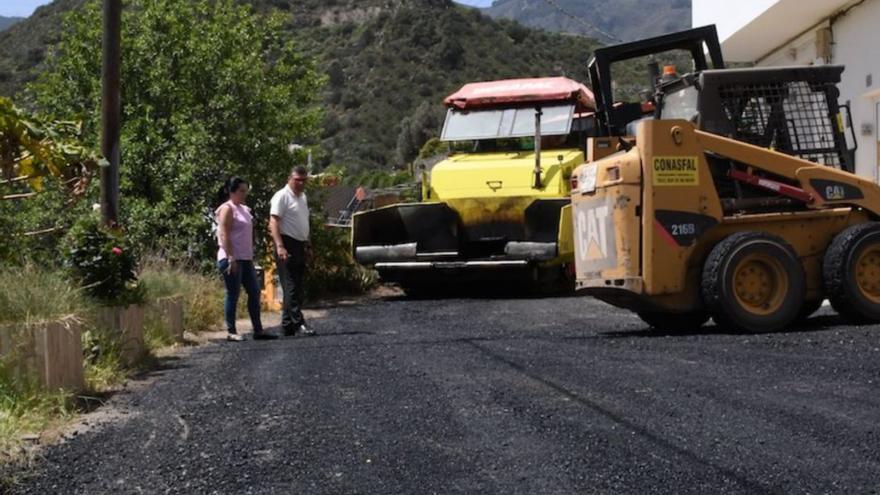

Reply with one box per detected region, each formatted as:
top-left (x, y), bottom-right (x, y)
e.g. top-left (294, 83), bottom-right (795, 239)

top-left (253, 331), bottom-right (279, 340)
top-left (299, 324), bottom-right (315, 336)
top-left (283, 327), bottom-right (298, 337)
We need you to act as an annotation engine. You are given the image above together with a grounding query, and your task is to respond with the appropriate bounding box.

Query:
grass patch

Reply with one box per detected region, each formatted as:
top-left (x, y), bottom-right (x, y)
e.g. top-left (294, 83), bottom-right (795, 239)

top-left (80, 324), bottom-right (127, 392)
top-left (144, 318), bottom-right (177, 351)
top-left (0, 266), bottom-right (89, 325)
top-left (0, 368), bottom-right (74, 489)
top-left (140, 262), bottom-right (224, 334)
top-left (0, 384), bottom-right (72, 458)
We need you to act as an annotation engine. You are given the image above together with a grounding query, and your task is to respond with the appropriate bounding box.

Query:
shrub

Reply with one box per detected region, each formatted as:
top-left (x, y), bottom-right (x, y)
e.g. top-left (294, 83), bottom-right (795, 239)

top-left (417, 137), bottom-right (451, 160)
top-left (303, 184), bottom-right (378, 300)
top-left (305, 223), bottom-right (377, 300)
top-left (62, 215), bottom-right (144, 306)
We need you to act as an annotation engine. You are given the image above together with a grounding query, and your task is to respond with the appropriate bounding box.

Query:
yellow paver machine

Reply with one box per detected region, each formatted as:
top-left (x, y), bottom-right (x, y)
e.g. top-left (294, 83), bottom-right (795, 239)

top-left (352, 77), bottom-right (597, 295)
top-left (571, 26), bottom-right (880, 333)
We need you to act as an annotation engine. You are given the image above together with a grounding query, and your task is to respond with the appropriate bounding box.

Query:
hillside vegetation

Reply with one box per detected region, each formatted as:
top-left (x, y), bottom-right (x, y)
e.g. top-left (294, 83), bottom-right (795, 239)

top-left (0, 0), bottom-right (607, 170)
top-left (483, 0), bottom-right (691, 42)
top-left (0, 16), bottom-right (24, 31)
top-left (288, 0), bottom-right (603, 169)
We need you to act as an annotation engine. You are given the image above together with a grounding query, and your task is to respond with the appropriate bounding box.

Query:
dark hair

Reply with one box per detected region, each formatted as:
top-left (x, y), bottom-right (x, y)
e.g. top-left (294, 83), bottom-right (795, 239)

top-left (216, 177), bottom-right (248, 206)
top-left (291, 165), bottom-right (308, 177)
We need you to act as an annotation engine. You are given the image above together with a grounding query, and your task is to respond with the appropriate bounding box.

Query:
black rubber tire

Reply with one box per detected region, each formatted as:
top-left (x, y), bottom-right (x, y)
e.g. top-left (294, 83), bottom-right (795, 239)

top-left (823, 222), bottom-right (880, 323)
top-left (701, 232), bottom-right (805, 333)
top-left (637, 311), bottom-right (710, 332)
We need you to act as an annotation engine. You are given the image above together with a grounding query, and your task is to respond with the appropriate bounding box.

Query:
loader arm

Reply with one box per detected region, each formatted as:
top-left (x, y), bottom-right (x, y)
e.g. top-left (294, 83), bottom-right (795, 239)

top-left (695, 129), bottom-right (880, 217)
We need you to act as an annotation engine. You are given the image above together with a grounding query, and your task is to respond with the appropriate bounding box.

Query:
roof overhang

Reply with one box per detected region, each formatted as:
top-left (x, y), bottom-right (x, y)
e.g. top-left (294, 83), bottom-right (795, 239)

top-left (444, 77), bottom-right (595, 112)
top-left (719, 0), bottom-right (853, 62)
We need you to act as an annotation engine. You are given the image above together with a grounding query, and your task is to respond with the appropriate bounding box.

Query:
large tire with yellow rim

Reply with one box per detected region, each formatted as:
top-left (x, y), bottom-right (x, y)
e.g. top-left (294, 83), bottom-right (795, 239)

top-left (823, 222), bottom-right (880, 323)
top-left (701, 232), bottom-right (805, 333)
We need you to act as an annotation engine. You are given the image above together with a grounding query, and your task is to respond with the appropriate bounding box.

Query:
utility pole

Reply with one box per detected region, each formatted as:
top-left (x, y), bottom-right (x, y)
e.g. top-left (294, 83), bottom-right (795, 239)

top-left (101, 0), bottom-right (121, 227)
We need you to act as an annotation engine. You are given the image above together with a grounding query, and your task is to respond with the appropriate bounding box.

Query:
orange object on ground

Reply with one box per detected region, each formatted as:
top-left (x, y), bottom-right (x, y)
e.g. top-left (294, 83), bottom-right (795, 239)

top-left (261, 262), bottom-right (282, 312)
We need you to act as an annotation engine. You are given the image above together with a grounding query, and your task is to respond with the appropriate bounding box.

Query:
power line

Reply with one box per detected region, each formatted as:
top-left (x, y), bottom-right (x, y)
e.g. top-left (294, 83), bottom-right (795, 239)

top-left (538, 0), bottom-right (623, 43)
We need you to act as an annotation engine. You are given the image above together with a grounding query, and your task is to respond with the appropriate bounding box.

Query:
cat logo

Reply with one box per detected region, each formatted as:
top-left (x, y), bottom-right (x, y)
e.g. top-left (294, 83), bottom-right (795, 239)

top-left (825, 185), bottom-right (846, 201)
top-left (809, 179), bottom-right (864, 201)
top-left (574, 198), bottom-right (617, 271)
top-left (578, 206), bottom-right (609, 260)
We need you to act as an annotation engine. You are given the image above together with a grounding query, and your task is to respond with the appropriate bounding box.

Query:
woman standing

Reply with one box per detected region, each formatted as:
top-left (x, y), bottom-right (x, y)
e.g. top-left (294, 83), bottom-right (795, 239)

top-left (217, 177), bottom-right (277, 341)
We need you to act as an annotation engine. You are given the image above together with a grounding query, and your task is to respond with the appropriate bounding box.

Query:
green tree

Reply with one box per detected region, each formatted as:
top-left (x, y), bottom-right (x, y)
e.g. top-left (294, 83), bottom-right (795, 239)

top-left (0, 97), bottom-right (103, 263)
top-left (395, 102), bottom-right (445, 166)
top-left (28, 0), bottom-right (324, 264)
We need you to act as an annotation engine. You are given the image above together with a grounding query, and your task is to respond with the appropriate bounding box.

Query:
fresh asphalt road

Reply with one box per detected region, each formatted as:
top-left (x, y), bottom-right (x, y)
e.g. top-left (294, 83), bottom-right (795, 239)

top-left (14, 294), bottom-right (880, 494)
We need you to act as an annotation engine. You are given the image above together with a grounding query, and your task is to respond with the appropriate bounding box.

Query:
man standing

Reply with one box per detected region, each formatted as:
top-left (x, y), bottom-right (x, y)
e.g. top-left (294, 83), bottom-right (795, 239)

top-left (270, 165), bottom-right (315, 336)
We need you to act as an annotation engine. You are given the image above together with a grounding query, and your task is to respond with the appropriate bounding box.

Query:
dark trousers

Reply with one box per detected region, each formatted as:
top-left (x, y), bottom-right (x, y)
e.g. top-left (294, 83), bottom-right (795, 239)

top-left (276, 235), bottom-right (306, 331)
top-left (218, 259), bottom-right (263, 334)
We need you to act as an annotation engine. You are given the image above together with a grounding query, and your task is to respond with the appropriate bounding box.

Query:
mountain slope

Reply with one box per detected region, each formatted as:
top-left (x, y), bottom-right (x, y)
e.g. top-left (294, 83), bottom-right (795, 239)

top-left (0, 0), bottom-right (604, 170)
top-left (0, 0), bottom-right (85, 97)
top-left (482, 0), bottom-right (691, 42)
top-left (0, 16), bottom-right (24, 31)
top-left (292, 0), bottom-right (602, 169)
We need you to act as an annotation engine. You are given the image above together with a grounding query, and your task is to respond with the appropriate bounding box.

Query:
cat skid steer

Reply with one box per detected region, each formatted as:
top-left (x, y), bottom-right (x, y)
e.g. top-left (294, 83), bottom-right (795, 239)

top-left (571, 27), bottom-right (880, 333)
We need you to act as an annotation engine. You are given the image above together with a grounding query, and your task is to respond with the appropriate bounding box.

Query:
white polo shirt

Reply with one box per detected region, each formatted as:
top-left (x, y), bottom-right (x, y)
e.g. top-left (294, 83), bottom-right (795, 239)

top-left (270, 185), bottom-right (310, 241)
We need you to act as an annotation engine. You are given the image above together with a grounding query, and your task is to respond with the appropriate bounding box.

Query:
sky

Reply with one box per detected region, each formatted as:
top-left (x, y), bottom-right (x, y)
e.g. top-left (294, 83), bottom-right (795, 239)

top-left (0, 0), bottom-right (491, 18)
top-left (0, 0), bottom-right (51, 17)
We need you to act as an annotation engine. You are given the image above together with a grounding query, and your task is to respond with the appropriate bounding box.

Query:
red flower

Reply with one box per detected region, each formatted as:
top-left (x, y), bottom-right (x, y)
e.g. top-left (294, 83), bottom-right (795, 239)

top-left (111, 247), bottom-right (123, 256)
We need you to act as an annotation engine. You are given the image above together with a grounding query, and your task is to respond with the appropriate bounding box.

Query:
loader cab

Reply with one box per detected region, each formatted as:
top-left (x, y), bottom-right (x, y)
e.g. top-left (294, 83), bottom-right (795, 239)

top-left (655, 66), bottom-right (858, 173)
top-left (587, 25), bottom-right (726, 138)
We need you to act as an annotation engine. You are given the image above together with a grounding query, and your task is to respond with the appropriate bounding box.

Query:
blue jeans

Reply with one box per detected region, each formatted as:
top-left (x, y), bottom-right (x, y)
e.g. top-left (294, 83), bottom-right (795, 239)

top-left (217, 259), bottom-right (263, 334)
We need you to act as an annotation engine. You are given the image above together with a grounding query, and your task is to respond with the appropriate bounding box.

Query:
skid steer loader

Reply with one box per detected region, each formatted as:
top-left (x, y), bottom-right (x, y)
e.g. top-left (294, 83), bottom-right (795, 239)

top-left (571, 26), bottom-right (880, 333)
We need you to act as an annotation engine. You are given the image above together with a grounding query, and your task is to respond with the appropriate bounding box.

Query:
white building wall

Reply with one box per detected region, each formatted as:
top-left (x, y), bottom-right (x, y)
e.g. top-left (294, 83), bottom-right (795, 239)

top-left (757, 24), bottom-right (823, 67)
top-left (832, 0), bottom-right (880, 182)
top-left (692, 0), bottom-right (780, 42)
top-left (756, 1), bottom-right (880, 181)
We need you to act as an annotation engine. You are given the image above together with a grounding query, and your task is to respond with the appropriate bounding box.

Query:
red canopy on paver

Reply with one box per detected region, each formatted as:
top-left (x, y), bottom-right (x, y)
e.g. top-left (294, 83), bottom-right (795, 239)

top-left (444, 77), bottom-right (595, 112)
